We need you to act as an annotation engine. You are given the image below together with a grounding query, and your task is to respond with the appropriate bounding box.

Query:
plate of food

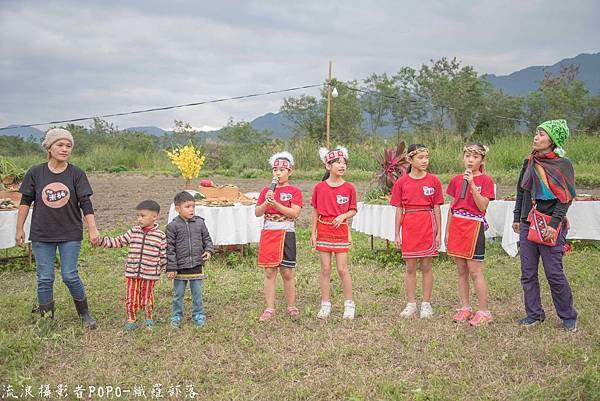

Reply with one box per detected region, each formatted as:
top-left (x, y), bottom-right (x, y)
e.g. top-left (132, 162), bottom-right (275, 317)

top-left (0, 198), bottom-right (19, 211)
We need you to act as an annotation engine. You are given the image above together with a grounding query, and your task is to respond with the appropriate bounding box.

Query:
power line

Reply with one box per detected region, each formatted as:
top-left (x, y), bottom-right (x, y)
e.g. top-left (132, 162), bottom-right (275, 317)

top-left (0, 84), bottom-right (322, 131)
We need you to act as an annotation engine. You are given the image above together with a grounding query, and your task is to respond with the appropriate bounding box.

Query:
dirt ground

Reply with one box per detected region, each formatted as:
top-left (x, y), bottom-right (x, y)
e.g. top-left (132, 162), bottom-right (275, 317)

top-left (89, 174), bottom-right (360, 230)
top-left (89, 174), bottom-right (600, 231)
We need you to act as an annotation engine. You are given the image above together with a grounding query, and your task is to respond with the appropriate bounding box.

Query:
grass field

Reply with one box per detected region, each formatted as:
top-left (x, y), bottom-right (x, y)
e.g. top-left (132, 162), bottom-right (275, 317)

top-left (5, 132), bottom-right (600, 187)
top-left (1, 229), bottom-right (599, 400)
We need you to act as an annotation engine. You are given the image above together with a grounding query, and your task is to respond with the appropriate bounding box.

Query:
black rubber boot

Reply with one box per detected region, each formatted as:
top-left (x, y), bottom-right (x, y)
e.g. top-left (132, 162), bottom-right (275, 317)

top-left (32, 301), bottom-right (55, 319)
top-left (73, 298), bottom-right (97, 329)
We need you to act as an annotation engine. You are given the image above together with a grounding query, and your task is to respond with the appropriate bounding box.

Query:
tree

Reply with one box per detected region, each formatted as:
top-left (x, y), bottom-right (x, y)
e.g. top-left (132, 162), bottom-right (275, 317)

top-left (359, 73), bottom-right (395, 137)
top-left (218, 118), bottom-right (271, 145)
top-left (390, 67), bottom-right (428, 133)
top-left (282, 79), bottom-right (364, 144)
top-left (173, 120), bottom-right (198, 144)
top-left (327, 79), bottom-right (364, 144)
top-left (525, 65), bottom-right (590, 130)
top-left (580, 94), bottom-right (600, 133)
top-left (472, 86), bottom-right (524, 142)
top-left (281, 94), bottom-right (325, 141)
top-left (417, 57), bottom-right (486, 139)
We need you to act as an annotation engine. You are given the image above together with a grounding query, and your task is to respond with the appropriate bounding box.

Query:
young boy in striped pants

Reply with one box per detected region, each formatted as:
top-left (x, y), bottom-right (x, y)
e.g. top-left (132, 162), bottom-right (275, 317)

top-left (99, 200), bottom-right (167, 330)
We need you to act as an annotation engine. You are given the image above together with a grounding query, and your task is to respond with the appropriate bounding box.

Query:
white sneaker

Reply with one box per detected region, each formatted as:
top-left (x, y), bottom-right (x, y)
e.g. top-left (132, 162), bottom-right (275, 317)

top-left (420, 302), bottom-right (434, 319)
top-left (317, 301), bottom-right (332, 319)
top-left (400, 302), bottom-right (417, 318)
top-left (343, 300), bottom-right (355, 320)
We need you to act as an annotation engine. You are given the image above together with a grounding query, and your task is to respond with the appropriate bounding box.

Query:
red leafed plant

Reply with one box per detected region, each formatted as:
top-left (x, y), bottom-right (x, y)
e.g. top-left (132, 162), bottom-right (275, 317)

top-left (375, 140), bottom-right (410, 193)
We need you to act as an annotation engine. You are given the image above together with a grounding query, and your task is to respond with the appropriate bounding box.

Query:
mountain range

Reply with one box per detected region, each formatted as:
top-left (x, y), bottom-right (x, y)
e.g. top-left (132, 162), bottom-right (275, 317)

top-left (484, 52), bottom-right (600, 96)
top-left (2, 52), bottom-right (598, 140)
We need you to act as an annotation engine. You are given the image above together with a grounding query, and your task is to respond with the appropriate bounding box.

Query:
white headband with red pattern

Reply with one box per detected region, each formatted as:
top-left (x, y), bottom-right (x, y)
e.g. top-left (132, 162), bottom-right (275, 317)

top-left (319, 146), bottom-right (349, 164)
top-left (269, 151), bottom-right (294, 169)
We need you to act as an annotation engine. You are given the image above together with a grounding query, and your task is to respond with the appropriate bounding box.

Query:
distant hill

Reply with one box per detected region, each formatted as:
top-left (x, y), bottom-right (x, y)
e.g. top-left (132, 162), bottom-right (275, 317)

top-left (126, 126), bottom-right (167, 136)
top-left (249, 112), bottom-right (293, 138)
top-left (484, 52), bottom-right (600, 96)
top-left (0, 125), bottom-right (44, 141)
top-left (126, 125), bottom-right (221, 142)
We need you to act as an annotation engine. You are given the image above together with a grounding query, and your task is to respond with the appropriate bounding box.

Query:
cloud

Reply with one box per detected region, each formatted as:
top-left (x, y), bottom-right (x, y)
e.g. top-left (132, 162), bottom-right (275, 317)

top-left (1, 0), bottom-right (598, 130)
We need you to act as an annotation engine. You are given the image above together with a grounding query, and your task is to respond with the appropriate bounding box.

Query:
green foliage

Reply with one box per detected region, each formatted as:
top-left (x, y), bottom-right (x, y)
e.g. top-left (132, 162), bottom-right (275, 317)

top-left (1, 227), bottom-right (600, 399)
top-left (4, 128), bottom-right (600, 188)
top-left (360, 73), bottom-right (396, 136)
top-left (218, 118), bottom-right (272, 145)
top-left (391, 67), bottom-right (428, 132)
top-left (0, 136), bottom-right (41, 156)
top-left (525, 65), bottom-right (591, 130)
top-left (0, 157), bottom-right (26, 184)
top-left (281, 94), bottom-right (324, 141)
top-left (417, 57), bottom-right (487, 138)
top-left (281, 79), bottom-right (364, 144)
top-left (363, 187), bottom-right (388, 205)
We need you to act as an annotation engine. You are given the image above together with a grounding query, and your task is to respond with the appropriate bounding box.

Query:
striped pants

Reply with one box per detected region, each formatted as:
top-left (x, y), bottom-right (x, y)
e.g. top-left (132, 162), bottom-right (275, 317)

top-left (125, 277), bottom-right (156, 322)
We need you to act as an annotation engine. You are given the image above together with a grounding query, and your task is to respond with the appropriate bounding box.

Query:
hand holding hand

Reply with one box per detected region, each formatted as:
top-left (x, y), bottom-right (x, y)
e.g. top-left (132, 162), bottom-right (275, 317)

top-left (89, 227), bottom-right (101, 247)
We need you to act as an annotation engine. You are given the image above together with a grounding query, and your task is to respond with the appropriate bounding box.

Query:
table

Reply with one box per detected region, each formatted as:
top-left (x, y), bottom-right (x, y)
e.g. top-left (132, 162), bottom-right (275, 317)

top-left (167, 203), bottom-right (262, 246)
top-left (351, 201), bottom-right (600, 257)
top-left (0, 209), bottom-right (32, 265)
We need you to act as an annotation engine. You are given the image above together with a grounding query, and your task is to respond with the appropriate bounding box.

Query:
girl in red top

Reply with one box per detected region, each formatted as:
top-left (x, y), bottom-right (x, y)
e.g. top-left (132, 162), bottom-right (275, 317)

top-left (390, 144), bottom-right (443, 319)
top-left (311, 146), bottom-right (358, 320)
top-left (255, 152), bottom-right (303, 322)
top-left (445, 143), bottom-right (495, 327)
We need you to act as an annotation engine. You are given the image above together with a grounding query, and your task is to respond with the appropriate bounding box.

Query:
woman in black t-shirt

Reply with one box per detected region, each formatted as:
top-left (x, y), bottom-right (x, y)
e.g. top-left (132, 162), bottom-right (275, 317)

top-left (16, 128), bottom-right (99, 329)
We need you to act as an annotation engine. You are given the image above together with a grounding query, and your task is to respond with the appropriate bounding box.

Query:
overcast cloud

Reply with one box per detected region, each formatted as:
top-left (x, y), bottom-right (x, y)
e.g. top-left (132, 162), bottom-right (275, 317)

top-left (1, 0), bottom-right (598, 130)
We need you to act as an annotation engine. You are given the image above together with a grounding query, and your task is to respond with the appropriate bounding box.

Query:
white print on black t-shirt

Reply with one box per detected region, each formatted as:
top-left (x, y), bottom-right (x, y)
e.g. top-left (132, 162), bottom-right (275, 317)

top-left (46, 189), bottom-right (67, 201)
top-left (336, 195), bottom-right (349, 204)
top-left (280, 193), bottom-right (293, 202)
top-left (422, 186), bottom-right (435, 196)
top-left (42, 182), bottom-right (71, 209)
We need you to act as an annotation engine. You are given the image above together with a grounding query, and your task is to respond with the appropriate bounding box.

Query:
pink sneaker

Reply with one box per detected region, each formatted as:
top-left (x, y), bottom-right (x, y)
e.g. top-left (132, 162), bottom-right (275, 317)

top-left (453, 307), bottom-right (473, 322)
top-left (259, 308), bottom-right (275, 322)
top-left (469, 310), bottom-right (493, 327)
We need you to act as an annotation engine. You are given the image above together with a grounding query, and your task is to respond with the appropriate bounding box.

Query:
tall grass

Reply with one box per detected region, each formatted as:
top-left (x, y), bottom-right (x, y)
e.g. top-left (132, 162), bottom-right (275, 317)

top-left (4, 132), bottom-right (600, 186)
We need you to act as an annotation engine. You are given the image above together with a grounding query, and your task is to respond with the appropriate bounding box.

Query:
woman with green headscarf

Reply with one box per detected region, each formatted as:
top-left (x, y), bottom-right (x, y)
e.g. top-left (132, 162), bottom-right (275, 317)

top-left (512, 119), bottom-right (578, 331)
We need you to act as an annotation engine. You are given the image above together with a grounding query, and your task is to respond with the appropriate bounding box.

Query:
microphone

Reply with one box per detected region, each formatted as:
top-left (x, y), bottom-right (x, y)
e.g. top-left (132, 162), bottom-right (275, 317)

top-left (460, 168), bottom-right (471, 199)
top-left (269, 176), bottom-right (278, 191)
top-left (460, 179), bottom-right (468, 199)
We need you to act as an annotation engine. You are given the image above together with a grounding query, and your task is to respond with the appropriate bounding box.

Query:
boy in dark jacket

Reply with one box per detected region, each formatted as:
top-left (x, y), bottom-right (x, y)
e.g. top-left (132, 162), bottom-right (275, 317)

top-left (166, 191), bottom-right (214, 328)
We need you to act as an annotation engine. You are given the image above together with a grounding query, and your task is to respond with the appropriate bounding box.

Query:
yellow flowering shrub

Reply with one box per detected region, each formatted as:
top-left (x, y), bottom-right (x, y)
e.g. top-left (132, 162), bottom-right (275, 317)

top-left (165, 143), bottom-right (206, 181)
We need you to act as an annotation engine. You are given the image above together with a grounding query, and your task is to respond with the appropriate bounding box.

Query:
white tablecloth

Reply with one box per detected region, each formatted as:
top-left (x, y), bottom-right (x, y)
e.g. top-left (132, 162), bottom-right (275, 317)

top-left (352, 201), bottom-right (600, 257)
top-left (0, 209), bottom-right (31, 249)
top-left (167, 203), bottom-right (262, 246)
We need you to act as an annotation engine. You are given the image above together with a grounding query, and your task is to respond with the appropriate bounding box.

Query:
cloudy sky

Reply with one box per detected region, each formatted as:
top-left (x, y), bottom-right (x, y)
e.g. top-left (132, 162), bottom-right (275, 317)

top-left (1, 0), bottom-right (598, 131)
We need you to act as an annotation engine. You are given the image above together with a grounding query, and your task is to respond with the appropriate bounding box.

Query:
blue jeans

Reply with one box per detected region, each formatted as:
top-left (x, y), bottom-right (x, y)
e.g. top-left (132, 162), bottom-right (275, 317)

top-left (32, 241), bottom-right (86, 305)
top-left (172, 279), bottom-right (205, 323)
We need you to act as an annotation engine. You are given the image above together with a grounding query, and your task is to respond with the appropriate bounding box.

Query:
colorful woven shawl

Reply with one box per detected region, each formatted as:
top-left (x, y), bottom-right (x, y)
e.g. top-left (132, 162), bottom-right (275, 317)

top-left (521, 151), bottom-right (576, 203)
